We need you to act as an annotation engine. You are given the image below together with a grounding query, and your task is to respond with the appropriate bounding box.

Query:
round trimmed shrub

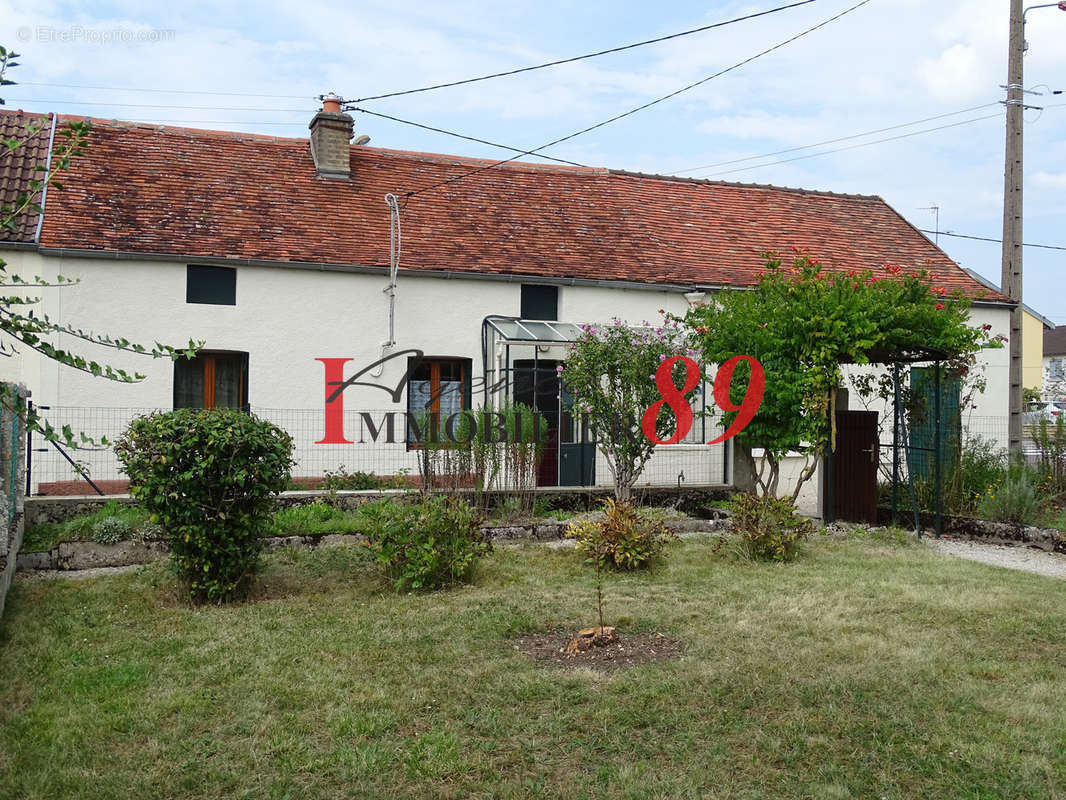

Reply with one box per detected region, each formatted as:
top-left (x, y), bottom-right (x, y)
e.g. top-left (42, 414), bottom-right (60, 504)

top-left (115, 408), bottom-right (294, 603)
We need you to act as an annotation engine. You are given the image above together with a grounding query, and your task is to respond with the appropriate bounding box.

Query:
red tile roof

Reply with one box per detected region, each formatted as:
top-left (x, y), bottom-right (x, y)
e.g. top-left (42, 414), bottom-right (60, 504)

top-left (1, 110), bottom-right (1008, 301)
top-left (0, 110), bottom-right (54, 243)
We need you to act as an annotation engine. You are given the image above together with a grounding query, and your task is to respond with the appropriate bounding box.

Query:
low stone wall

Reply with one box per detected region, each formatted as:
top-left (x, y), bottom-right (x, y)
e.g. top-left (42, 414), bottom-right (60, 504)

top-left (16, 516), bottom-right (729, 572)
top-left (877, 507), bottom-right (1066, 554)
top-left (939, 517), bottom-right (1066, 554)
top-left (25, 486), bottom-right (732, 529)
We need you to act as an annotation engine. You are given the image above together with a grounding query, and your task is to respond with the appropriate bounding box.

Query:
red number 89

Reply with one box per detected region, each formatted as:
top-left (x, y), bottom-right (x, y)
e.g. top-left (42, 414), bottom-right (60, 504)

top-left (640, 355), bottom-right (764, 445)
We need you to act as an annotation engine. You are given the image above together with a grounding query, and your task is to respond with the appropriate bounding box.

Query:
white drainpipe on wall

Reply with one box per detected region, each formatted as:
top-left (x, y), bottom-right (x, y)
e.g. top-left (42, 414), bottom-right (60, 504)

top-left (371, 193), bottom-right (402, 378)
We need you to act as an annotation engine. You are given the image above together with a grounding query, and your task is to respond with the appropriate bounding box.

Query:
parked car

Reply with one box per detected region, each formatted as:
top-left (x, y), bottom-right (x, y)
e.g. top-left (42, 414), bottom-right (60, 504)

top-left (1023, 400), bottom-right (1066, 424)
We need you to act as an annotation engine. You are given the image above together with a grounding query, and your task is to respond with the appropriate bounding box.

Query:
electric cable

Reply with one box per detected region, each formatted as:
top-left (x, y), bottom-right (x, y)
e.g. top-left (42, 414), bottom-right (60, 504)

top-left (349, 0), bottom-right (822, 103)
top-left (391, 0), bottom-right (875, 199)
top-left (15, 81), bottom-right (312, 99)
top-left (697, 111), bottom-right (1002, 177)
top-left (918, 230), bottom-right (1066, 252)
top-left (350, 108), bottom-right (587, 166)
top-left (670, 102), bottom-right (1001, 175)
top-left (2, 98), bottom-right (311, 112)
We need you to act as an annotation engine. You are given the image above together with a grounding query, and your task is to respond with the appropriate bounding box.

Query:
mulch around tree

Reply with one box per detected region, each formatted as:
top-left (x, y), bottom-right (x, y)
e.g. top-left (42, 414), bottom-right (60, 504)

top-left (513, 628), bottom-right (683, 672)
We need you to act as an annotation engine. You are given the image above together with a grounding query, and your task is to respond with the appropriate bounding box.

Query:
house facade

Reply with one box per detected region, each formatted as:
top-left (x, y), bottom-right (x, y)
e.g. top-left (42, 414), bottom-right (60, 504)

top-left (1044, 327), bottom-right (1066, 401)
top-left (0, 102), bottom-right (1013, 513)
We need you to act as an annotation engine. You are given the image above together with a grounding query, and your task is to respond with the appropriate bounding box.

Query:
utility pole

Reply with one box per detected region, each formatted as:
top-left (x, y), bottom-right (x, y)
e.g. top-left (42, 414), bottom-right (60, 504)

top-left (1001, 0), bottom-right (1024, 455)
top-left (1002, 1), bottom-right (1066, 453)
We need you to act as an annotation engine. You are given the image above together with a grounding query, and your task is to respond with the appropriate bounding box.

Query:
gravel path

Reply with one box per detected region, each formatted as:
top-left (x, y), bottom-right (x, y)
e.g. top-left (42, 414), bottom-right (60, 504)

top-left (926, 537), bottom-right (1066, 580)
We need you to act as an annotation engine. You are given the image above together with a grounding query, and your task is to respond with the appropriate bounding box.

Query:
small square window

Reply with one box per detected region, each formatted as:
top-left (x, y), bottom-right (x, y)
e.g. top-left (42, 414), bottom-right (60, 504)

top-left (521, 284), bottom-right (558, 321)
top-left (187, 265), bottom-right (236, 305)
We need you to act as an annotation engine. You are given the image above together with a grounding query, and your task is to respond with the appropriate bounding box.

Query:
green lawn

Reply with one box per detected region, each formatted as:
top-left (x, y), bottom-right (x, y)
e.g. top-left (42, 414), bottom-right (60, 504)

top-left (2, 536), bottom-right (1066, 799)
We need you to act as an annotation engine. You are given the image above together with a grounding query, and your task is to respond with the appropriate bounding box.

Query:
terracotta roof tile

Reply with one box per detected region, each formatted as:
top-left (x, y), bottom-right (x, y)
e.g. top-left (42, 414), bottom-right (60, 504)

top-left (0, 110), bottom-right (54, 243)
top-left (1, 110), bottom-right (1008, 302)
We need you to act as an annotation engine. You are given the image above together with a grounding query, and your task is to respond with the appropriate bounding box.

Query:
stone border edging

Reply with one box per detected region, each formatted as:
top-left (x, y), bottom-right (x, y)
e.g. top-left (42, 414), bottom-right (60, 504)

top-left (16, 517), bottom-right (728, 573)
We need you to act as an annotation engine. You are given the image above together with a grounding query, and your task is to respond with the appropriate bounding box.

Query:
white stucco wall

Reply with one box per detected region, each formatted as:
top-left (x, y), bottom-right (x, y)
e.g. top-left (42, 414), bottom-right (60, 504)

top-left (3, 250), bottom-right (728, 490)
top-left (2, 249), bottom-right (1013, 505)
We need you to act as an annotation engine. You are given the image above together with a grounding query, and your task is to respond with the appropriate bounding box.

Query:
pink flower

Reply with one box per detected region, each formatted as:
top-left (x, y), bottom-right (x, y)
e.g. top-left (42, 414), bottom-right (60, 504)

top-left (556, 365), bottom-right (564, 372)
top-left (935, 303), bottom-right (945, 310)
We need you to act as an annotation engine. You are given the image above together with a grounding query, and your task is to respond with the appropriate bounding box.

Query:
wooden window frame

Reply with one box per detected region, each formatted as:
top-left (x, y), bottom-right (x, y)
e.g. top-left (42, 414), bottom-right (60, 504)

top-left (174, 351), bottom-right (248, 410)
top-left (406, 357), bottom-right (471, 448)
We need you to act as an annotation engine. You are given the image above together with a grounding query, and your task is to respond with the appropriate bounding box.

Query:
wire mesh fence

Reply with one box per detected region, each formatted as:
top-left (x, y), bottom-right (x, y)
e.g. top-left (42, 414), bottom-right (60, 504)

top-left (28, 406), bottom-right (729, 494)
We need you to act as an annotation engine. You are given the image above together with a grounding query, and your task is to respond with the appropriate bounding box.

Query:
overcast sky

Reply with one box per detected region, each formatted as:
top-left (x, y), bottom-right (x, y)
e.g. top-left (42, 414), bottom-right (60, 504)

top-left (3, 0), bottom-right (1064, 322)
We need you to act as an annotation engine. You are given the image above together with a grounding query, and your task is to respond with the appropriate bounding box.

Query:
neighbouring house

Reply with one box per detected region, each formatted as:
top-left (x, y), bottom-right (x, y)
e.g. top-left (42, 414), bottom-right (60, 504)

top-left (1045, 327), bottom-right (1066, 401)
top-left (964, 268), bottom-right (1053, 395)
top-left (0, 99), bottom-right (1012, 517)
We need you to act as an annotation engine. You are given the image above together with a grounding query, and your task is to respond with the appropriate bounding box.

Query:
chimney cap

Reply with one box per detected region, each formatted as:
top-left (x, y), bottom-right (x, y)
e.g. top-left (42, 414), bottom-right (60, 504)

top-left (320, 92), bottom-right (345, 113)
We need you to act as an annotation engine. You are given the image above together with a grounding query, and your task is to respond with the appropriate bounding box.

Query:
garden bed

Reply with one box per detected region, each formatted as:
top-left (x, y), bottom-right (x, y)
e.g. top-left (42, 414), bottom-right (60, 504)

top-left (16, 517), bottom-right (722, 572)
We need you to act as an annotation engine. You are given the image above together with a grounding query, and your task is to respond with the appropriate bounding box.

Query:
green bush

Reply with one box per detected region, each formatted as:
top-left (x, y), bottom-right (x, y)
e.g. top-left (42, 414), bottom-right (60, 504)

top-left (565, 498), bottom-right (678, 570)
top-left (115, 408), bottom-right (294, 603)
top-left (729, 493), bottom-right (812, 562)
top-left (977, 466), bottom-right (1041, 526)
top-left (1034, 416), bottom-right (1066, 496)
top-left (950, 436), bottom-right (1008, 515)
top-left (360, 496), bottom-right (489, 591)
top-left (91, 516), bottom-right (132, 545)
top-left (321, 466), bottom-right (406, 491)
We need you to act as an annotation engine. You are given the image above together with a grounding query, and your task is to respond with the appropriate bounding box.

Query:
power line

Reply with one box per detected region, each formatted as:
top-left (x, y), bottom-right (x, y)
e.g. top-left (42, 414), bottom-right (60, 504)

top-left (918, 229), bottom-right (1066, 252)
top-left (350, 0), bottom-right (821, 103)
top-left (350, 108), bottom-right (586, 167)
top-left (15, 81), bottom-right (312, 99)
top-left (3, 98), bottom-right (311, 112)
top-left (392, 0), bottom-right (874, 199)
top-left (697, 112), bottom-right (1003, 177)
top-left (670, 102), bottom-right (1001, 174)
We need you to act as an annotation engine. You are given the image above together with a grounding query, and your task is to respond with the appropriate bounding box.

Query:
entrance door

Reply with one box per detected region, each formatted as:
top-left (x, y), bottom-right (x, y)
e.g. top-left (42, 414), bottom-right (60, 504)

top-left (831, 410), bottom-right (879, 523)
top-left (559, 382), bottom-right (595, 486)
top-left (513, 359), bottom-right (560, 487)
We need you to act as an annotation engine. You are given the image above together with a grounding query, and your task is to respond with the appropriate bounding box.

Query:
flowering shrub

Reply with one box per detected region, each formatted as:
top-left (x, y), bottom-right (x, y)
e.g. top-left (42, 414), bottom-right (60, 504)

top-left (561, 318), bottom-right (694, 500)
top-left (565, 498), bottom-right (678, 570)
top-left (681, 250), bottom-right (990, 499)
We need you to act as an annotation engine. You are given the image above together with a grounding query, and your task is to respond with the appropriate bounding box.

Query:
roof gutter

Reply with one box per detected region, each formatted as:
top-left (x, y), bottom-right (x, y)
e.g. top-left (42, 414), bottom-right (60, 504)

top-left (33, 114), bottom-right (58, 245)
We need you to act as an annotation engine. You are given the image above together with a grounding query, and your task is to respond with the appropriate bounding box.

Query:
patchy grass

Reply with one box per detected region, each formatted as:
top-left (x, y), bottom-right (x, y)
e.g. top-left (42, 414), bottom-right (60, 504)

top-left (267, 502), bottom-right (369, 537)
top-left (3, 538), bottom-right (1066, 798)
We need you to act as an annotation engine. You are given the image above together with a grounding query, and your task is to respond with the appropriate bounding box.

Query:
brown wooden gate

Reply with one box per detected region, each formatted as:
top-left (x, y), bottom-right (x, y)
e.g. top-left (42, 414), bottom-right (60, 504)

top-left (830, 410), bottom-right (879, 524)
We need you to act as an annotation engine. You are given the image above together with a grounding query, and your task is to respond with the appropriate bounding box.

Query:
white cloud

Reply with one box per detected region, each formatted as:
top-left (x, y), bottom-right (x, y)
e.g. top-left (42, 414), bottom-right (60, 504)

top-left (917, 44), bottom-right (984, 102)
top-left (1033, 171), bottom-right (1066, 189)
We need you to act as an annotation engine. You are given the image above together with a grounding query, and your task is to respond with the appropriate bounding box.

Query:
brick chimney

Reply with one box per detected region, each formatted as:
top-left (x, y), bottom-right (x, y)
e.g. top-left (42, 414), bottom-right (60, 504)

top-left (309, 92), bottom-right (354, 179)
